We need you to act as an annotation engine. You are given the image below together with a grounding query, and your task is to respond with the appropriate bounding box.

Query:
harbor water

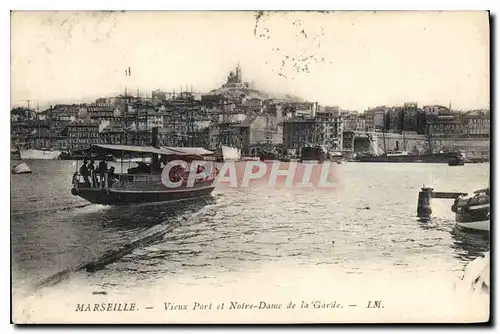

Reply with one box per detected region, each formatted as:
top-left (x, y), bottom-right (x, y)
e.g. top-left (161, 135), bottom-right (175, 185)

top-left (11, 160), bottom-right (490, 322)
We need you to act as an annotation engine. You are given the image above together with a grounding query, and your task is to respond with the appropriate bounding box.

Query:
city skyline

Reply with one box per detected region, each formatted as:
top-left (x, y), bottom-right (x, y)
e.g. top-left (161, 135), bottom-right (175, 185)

top-left (11, 11), bottom-right (490, 111)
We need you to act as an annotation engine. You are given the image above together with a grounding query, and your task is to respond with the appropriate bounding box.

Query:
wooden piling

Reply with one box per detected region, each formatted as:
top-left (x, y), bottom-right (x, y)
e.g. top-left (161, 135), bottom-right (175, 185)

top-left (417, 187), bottom-right (433, 218)
top-left (416, 187), bottom-right (467, 219)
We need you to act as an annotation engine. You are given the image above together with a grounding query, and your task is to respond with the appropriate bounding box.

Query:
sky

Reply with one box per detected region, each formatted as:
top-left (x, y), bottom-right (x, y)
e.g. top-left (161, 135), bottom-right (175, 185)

top-left (10, 11), bottom-right (490, 111)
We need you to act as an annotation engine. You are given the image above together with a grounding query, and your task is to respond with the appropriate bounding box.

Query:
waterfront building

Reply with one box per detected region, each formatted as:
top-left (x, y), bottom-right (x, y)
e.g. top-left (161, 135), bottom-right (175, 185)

top-left (100, 123), bottom-right (126, 145)
top-left (11, 107), bottom-right (38, 123)
top-left (283, 111), bottom-right (344, 152)
top-left (187, 127), bottom-right (211, 148)
top-left (151, 89), bottom-right (168, 101)
top-left (218, 112), bottom-right (247, 124)
top-left (427, 109), bottom-right (490, 139)
top-left (282, 117), bottom-right (317, 150)
top-left (343, 112), bottom-right (367, 132)
top-left (316, 111), bottom-right (344, 150)
top-left (263, 102), bottom-right (284, 119)
top-left (67, 120), bottom-right (100, 150)
top-left (423, 105), bottom-right (451, 117)
top-left (11, 121), bottom-right (52, 149)
top-left (208, 115), bottom-right (282, 154)
top-left (462, 110), bottom-right (490, 137)
top-left (87, 103), bottom-right (121, 122)
top-left (363, 107), bottom-right (387, 132)
top-left (243, 97), bottom-right (264, 113)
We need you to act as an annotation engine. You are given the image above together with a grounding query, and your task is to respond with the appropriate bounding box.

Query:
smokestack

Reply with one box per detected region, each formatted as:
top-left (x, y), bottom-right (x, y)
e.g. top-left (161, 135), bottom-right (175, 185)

top-left (151, 126), bottom-right (159, 148)
top-left (151, 126), bottom-right (160, 170)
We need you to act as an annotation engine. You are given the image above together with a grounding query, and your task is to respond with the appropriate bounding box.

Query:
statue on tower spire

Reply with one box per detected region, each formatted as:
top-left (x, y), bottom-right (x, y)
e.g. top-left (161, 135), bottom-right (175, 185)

top-left (236, 62), bottom-right (242, 83)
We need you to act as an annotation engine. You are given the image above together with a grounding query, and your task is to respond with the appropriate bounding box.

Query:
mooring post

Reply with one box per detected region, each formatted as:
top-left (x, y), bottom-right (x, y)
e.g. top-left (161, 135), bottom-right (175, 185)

top-left (417, 186), bottom-right (434, 218)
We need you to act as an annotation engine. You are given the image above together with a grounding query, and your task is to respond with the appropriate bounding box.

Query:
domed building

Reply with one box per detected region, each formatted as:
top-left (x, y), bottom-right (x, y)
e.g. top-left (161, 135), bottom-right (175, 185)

top-left (222, 63), bottom-right (249, 89)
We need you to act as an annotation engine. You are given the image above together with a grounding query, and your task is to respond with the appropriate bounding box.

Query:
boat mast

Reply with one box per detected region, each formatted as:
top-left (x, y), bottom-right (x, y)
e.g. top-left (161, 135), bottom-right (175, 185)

top-left (120, 65), bottom-right (131, 166)
top-left (426, 118), bottom-right (432, 154)
top-left (401, 106), bottom-right (406, 151)
top-left (37, 103), bottom-right (41, 149)
top-left (382, 110), bottom-right (387, 155)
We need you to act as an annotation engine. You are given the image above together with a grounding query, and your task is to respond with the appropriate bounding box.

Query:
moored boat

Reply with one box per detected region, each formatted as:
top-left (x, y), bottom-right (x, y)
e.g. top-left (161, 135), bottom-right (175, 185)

top-left (300, 145), bottom-right (327, 163)
top-left (241, 156), bottom-right (261, 161)
top-left (451, 188), bottom-right (490, 232)
top-left (20, 149), bottom-right (61, 160)
top-left (328, 151), bottom-right (343, 164)
top-left (354, 151), bottom-right (463, 163)
top-left (11, 148), bottom-right (21, 160)
top-left (11, 162), bottom-right (32, 174)
top-left (259, 149), bottom-right (281, 162)
top-left (448, 156), bottom-right (466, 166)
top-left (70, 144), bottom-right (218, 205)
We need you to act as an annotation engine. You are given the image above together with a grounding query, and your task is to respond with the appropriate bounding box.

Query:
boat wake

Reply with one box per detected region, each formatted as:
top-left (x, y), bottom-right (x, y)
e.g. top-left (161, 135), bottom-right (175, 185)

top-left (11, 202), bottom-right (94, 216)
top-left (33, 199), bottom-right (220, 291)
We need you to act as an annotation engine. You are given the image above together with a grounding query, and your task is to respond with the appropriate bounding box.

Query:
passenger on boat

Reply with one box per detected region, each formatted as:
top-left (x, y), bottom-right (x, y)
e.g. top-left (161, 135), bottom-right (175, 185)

top-left (79, 159), bottom-right (91, 186)
top-left (128, 162), bottom-right (151, 174)
top-left (88, 160), bottom-right (97, 186)
top-left (98, 160), bottom-right (108, 188)
top-left (107, 166), bottom-right (119, 187)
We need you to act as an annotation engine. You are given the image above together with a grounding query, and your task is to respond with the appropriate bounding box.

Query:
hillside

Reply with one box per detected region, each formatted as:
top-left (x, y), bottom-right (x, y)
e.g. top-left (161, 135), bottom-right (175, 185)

top-left (207, 86), bottom-right (304, 103)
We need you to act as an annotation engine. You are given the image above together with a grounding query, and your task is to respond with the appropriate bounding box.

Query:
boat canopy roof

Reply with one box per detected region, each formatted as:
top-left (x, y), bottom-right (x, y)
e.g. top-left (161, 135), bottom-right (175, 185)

top-left (162, 147), bottom-right (214, 156)
top-left (90, 144), bottom-right (214, 157)
top-left (91, 144), bottom-right (181, 156)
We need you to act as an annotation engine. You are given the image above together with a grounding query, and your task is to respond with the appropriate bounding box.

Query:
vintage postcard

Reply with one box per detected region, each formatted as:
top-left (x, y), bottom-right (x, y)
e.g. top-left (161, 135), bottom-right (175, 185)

top-left (10, 10), bottom-right (490, 324)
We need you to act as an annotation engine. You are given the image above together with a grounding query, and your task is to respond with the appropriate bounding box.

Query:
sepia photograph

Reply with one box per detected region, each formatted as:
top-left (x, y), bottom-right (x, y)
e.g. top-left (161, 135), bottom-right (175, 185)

top-left (10, 10), bottom-right (490, 324)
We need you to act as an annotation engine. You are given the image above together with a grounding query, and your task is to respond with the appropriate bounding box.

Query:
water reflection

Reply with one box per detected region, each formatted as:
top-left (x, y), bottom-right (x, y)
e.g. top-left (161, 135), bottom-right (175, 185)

top-left (416, 217), bottom-right (451, 231)
top-left (450, 227), bottom-right (490, 261)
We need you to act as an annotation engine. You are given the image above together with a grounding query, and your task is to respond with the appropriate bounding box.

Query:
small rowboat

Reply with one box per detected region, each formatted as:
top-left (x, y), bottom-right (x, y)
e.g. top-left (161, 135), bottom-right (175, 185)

top-left (11, 162), bottom-right (32, 174)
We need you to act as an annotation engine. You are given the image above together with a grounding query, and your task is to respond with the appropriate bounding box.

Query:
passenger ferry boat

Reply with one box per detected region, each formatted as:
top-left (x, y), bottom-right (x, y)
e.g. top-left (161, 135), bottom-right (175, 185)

top-left (71, 144), bottom-right (217, 205)
top-left (451, 188), bottom-right (490, 232)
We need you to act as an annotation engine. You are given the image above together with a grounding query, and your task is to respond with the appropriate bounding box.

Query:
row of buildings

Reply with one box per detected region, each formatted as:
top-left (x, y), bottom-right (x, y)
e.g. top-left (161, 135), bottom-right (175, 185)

top-left (11, 64), bottom-right (490, 156)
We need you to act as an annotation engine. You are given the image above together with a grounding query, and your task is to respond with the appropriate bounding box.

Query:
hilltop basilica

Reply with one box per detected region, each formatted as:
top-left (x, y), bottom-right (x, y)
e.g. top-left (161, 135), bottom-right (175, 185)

top-left (222, 63), bottom-right (249, 89)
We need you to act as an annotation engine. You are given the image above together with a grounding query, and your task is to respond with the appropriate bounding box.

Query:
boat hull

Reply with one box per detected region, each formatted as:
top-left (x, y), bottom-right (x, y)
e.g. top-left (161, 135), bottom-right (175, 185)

top-left (354, 152), bottom-right (461, 163)
top-left (455, 204), bottom-right (490, 232)
top-left (73, 185), bottom-right (215, 205)
top-left (456, 219), bottom-right (490, 232)
top-left (20, 149), bottom-right (61, 160)
top-left (11, 150), bottom-right (21, 160)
